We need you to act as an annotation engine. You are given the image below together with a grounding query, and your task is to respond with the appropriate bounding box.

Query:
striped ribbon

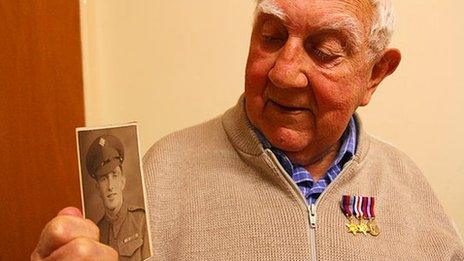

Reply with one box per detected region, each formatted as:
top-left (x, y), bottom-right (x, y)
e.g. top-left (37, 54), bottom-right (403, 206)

top-left (341, 195), bottom-right (376, 219)
top-left (341, 195), bottom-right (352, 217)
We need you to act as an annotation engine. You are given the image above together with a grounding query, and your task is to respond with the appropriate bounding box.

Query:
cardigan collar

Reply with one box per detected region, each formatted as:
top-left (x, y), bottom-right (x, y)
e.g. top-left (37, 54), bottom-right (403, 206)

top-left (221, 94), bottom-right (370, 164)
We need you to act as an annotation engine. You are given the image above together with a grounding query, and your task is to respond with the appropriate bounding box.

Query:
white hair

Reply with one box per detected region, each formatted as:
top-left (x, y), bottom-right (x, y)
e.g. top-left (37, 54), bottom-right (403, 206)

top-left (254, 0), bottom-right (396, 56)
top-left (369, 0), bottom-right (395, 54)
top-left (256, 0), bottom-right (285, 20)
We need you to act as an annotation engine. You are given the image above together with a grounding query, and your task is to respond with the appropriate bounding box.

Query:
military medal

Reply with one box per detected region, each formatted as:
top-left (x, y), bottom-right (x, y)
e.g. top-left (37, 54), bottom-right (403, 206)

top-left (341, 195), bottom-right (358, 235)
top-left (341, 195), bottom-right (380, 236)
top-left (366, 197), bottom-right (380, 236)
top-left (353, 196), bottom-right (369, 236)
top-left (357, 196), bottom-right (370, 235)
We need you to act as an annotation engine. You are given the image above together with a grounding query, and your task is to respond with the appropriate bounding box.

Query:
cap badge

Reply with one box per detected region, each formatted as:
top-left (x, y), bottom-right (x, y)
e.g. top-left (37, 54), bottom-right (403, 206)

top-left (99, 137), bottom-right (106, 147)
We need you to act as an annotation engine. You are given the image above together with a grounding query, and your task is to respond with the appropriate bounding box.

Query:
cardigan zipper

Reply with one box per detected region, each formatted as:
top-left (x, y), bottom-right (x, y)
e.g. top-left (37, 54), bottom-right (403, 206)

top-left (308, 203), bottom-right (317, 261)
top-left (265, 149), bottom-right (318, 261)
top-left (265, 149), bottom-right (357, 261)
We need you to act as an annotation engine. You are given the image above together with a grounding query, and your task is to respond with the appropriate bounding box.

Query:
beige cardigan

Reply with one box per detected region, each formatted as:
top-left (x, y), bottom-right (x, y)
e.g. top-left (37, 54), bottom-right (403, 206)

top-left (143, 97), bottom-right (464, 260)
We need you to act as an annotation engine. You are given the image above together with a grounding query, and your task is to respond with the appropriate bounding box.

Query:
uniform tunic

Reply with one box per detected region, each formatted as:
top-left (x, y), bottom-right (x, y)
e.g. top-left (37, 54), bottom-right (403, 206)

top-left (98, 201), bottom-right (150, 260)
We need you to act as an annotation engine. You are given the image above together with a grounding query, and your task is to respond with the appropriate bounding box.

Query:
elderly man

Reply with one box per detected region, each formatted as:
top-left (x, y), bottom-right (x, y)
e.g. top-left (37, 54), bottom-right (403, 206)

top-left (32, 0), bottom-right (463, 260)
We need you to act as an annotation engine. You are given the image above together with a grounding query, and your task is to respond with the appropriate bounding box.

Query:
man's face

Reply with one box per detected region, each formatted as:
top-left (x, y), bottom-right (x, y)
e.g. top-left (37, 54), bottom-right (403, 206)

top-left (245, 0), bottom-right (376, 165)
top-left (96, 165), bottom-right (126, 212)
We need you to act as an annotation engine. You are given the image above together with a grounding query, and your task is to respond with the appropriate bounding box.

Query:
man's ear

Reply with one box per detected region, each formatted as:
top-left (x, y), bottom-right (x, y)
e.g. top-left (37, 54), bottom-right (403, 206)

top-left (361, 48), bottom-right (401, 106)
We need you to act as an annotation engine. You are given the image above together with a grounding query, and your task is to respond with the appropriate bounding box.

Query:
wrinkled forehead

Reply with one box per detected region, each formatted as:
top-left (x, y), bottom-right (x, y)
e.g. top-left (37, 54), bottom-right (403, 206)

top-left (256, 0), bottom-right (374, 34)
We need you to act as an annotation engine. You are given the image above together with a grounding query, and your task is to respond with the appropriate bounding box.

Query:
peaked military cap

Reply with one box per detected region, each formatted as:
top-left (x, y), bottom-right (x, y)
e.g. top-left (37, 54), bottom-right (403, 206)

top-left (86, 134), bottom-right (124, 179)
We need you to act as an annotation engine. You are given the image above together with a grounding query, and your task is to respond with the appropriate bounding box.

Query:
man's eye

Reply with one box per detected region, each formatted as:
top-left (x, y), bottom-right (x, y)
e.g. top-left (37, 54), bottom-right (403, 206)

top-left (312, 47), bottom-right (341, 62)
top-left (262, 34), bottom-right (285, 45)
top-left (263, 35), bottom-right (280, 41)
top-left (313, 48), bottom-right (331, 60)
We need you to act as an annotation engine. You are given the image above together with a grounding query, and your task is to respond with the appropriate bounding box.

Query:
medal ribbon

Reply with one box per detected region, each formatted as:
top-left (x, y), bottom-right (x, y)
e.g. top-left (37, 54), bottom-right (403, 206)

top-left (370, 197), bottom-right (376, 219)
top-left (366, 196), bottom-right (372, 219)
top-left (341, 195), bottom-right (352, 217)
top-left (352, 195), bottom-right (362, 219)
top-left (358, 196), bottom-right (363, 219)
top-left (361, 196), bottom-right (376, 219)
top-left (341, 195), bottom-right (379, 236)
top-left (361, 196), bottom-right (369, 219)
top-left (341, 195), bottom-right (377, 219)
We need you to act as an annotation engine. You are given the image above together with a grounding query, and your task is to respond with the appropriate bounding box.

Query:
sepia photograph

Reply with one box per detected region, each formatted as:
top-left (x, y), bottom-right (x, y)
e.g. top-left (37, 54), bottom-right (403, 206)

top-left (76, 123), bottom-right (152, 260)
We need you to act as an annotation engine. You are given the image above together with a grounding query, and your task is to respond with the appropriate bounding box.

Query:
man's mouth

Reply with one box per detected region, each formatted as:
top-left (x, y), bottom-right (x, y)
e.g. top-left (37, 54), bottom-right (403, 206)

top-left (268, 99), bottom-right (308, 113)
top-left (107, 193), bottom-right (117, 199)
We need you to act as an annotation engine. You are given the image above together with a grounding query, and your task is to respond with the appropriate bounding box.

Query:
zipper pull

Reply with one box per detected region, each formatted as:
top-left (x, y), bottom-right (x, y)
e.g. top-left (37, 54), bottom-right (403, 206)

top-left (309, 204), bottom-right (317, 228)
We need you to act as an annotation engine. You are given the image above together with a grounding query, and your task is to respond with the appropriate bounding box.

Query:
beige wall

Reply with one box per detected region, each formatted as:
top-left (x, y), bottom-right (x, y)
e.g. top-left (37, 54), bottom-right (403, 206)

top-left (80, 0), bottom-right (464, 235)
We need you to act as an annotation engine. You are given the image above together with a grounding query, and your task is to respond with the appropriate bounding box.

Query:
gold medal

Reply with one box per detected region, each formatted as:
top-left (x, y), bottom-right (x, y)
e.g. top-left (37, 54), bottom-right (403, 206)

top-left (357, 217), bottom-right (369, 236)
top-left (367, 218), bottom-right (380, 236)
top-left (341, 195), bottom-right (380, 237)
top-left (345, 216), bottom-right (358, 235)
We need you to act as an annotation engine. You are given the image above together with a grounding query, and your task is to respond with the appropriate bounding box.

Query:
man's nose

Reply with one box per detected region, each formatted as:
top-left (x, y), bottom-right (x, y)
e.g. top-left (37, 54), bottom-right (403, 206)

top-left (268, 37), bottom-right (308, 89)
top-left (107, 176), bottom-right (114, 191)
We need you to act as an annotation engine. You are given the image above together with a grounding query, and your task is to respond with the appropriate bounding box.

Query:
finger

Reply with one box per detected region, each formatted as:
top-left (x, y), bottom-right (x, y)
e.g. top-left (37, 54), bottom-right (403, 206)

top-left (34, 215), bottom-right (99, 258)
top-left (32, 207), bottom-right (84, 260)
top-left (43, 237), bottom-right (118, 261)
top-left (57, 207), bottom-right (82, 217)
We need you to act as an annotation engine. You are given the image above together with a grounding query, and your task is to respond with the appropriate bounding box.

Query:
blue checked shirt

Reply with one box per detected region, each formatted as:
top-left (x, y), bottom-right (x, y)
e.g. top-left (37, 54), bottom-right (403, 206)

top-left (256, 117), bottom-right (357, 205)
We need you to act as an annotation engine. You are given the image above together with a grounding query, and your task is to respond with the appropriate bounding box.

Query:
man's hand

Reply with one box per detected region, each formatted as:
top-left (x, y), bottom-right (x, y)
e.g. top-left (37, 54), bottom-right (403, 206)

top-left (31, 207), bottom-right (118, 261)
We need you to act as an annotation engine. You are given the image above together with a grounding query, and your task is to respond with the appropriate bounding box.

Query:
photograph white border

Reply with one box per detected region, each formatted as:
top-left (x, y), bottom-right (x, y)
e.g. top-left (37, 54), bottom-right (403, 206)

top-left (75, 122), bottom-right (153, 260)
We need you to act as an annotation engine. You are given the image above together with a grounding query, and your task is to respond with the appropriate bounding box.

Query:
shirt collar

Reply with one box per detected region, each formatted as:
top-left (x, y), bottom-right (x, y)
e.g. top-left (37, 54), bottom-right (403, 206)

top-left (106, 200), bottom-right (128, 238)
top-left (254, 116), bottom-right (357, 170)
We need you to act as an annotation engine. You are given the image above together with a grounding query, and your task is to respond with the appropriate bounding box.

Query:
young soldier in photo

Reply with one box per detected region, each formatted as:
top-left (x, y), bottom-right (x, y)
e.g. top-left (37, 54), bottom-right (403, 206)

top-left (86, 135), bottom-right (150, 260)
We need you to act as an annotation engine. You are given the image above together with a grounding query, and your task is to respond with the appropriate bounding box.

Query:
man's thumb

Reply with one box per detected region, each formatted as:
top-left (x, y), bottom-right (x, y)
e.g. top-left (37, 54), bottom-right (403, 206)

top-left (57, 207), bottom-right (83, 217)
